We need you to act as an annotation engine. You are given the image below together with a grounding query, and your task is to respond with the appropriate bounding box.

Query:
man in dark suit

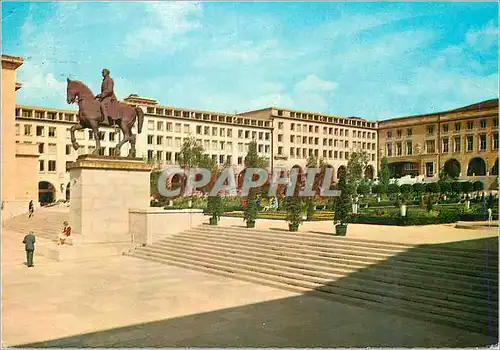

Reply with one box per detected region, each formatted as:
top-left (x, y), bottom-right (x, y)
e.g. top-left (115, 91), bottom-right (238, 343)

top-left (22, 231), bottom-right (36, 267)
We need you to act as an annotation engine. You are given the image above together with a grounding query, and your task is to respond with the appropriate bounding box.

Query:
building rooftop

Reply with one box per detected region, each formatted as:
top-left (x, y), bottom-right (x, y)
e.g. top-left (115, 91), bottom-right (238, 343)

top-left (2, 54), bottom-right (24, 69)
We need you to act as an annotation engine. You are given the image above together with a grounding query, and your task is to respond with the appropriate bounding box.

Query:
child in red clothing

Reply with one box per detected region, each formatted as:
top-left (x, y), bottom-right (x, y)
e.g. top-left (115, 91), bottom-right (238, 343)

top-left (57, 221), bottom-right (71, 246)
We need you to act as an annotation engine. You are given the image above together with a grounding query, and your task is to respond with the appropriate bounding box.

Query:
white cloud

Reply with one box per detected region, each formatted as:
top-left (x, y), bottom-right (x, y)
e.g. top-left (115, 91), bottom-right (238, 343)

top-left (465, 20), bottom-right (497, 51)
top-left (124, 2), bottom-right (203, 57)
top-left (295, 74), bottom-right (338, 94)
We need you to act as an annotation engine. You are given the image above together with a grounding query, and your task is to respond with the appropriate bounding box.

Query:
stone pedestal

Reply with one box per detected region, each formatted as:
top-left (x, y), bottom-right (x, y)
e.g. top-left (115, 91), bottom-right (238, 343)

top-left (68, 155), bottom-right (154, 244)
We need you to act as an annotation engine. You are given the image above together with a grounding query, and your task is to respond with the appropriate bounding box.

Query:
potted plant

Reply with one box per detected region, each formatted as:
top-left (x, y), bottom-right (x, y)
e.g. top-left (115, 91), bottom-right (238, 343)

top-left (244, 192), bottom-right (258, 228)
top-left (333, 171), bottom-right (351, 236)
top-left (207, 195), bottom-right (223, 225)
top-left (286, 195), bottom-right (302, 232)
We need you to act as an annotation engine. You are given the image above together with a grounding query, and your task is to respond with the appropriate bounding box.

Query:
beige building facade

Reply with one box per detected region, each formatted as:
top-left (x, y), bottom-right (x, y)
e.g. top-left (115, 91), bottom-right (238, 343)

top-left (16, 94), bottom-right (378, 203)
top-left (378, 99), bottom-right (499, 188)
top-left (1, 55), bottom-right (39, 218)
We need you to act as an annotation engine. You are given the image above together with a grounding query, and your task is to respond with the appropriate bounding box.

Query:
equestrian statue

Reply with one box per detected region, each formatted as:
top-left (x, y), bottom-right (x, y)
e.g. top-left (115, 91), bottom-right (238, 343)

top-left (66, 68), bottom-right (144, 158)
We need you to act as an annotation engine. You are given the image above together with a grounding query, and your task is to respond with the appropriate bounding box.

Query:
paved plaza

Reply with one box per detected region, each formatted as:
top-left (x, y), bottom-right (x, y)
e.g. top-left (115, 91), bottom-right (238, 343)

top-left (2, 215), bottom-right (498, 348)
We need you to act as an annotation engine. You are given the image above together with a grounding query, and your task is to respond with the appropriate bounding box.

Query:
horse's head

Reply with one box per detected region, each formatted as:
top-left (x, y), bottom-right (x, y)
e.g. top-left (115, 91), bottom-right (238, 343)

top-left (66, 78), bottom-right (77, 104)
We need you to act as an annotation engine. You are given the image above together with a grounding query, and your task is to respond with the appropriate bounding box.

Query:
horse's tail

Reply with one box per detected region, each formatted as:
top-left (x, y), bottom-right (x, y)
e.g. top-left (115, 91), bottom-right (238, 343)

top-left (135, 107), bottom-right (144, 134)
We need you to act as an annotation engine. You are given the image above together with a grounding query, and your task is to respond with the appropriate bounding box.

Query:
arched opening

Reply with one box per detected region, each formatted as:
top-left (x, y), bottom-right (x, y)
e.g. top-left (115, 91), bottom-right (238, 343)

top-left (443, 159), bottom-right (461, 179)
top-left (492, 158), bottom-right (499, 176)
top-left (467, 157), bottom-right (486, 176)
top-left (387, 162), bottom-right (419, 178)
top-left (38, 181), bottom-right (56, 205)
top-left (337, 165), bottom-right (346, 179)
top-left (364, 165), bottom-right (374, 180)
top-left (65, 183), bottom-right (70, 201)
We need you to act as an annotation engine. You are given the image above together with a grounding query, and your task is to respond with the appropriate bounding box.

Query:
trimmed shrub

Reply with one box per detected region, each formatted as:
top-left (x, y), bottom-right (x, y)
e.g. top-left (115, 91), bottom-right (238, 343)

top-left (387, 183), bottom-right (400, 195)
top-left (426, 182), bottom-right (441, 194)
top-left (473, 180), bottom-right (484, 192)
top-left (439, 181), bottom-right (452, 194)
top-left (460, 181), bottom-right (473, 194)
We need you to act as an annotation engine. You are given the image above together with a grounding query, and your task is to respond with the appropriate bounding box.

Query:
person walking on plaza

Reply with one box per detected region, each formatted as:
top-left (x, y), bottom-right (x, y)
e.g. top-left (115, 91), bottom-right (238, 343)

top-left (22, 231), bottom-right (36, 267)
top-left (57, 221), bottom-right (72, 246)
top-left (28, 200), bottom-right (34, 218)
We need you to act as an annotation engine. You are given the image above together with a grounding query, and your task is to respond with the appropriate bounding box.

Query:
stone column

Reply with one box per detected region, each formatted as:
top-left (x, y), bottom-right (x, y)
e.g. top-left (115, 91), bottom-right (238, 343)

top-left (68, 155), bottom-right (154, 244)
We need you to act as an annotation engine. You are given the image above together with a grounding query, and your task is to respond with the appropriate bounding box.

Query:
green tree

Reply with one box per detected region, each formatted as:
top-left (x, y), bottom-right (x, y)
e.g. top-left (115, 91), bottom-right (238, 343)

top-left (379, 157), bottom-right (390, 194)
top-left (451, 181), bottom-right (462, 194)
top-left (372, 184), bottom-right (383, 195)
top-left (426, 182), bottom-right (441, 194)
top-left (400, 184), bottom-right (413, 203)
top-left (412, 183), bottom-right (424, 198)
top-left (438, 181), bottom-right (452, 195)
top-left (387, 183), bottom-right (400, 195)
top-left (333, 171), bottom-right (351, 226)
top-left (357, 181), bottom-right (371, 196)
top-left (243, 140), bottom-right (265, 227)
top-left (473, 180), bottom-right (484, 195)
top-left (347, 151), bottom-right (369, 198)
top-left (460, 181), bottom-right (473, 195)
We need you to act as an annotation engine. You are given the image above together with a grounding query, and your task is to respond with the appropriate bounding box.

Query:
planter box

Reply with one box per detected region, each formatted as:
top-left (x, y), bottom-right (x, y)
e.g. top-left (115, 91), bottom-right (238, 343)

top-left (209, 216), bottom-right (218, 225)
top-left (335, 224), bottom-right (348, 236)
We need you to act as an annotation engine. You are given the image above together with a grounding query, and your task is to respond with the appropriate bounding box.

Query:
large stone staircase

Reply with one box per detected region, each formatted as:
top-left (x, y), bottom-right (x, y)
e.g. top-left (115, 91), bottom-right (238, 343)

top-left (2, 210), bottom-right (69, 242)
top-left (125, 225), bottom-right (499, 337)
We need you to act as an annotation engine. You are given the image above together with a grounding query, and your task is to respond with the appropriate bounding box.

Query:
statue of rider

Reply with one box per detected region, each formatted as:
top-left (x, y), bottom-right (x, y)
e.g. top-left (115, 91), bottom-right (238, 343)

top-left (95, 68), bottom-right (117, 126)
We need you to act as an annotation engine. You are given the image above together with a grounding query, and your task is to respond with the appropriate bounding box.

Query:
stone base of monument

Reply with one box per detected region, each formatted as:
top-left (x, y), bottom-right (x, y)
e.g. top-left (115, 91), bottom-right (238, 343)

top-left (39, 155), bottom-right (155, 261)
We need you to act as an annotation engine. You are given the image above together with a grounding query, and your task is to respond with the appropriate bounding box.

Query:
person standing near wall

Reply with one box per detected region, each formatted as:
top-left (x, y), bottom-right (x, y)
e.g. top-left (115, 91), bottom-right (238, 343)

top-left (28, 200), bottom-right (34, 218)
top-left (22, 231), bottom-right (36, 267)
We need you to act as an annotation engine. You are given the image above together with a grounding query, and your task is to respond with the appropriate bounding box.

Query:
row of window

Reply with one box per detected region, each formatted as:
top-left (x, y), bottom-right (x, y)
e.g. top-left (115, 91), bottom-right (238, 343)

top-left (278, 110), bottom-right (376, 129)
top-left (145, 110), bottom-right (271, 128)
top-left (285, 134), bottom-right (376, 150)
top-left (284, 122), bottom-right (376, 139)
top-left (147, 150), bottom-right (245, 166)
top-left (386, 134), bottom-right (499, 157)
top-left (288, 147), bottom-right (376, 161)
top-left (16, 109), bottom-right (77, 123)
top-left (387, 118), bottom-right (499, 139)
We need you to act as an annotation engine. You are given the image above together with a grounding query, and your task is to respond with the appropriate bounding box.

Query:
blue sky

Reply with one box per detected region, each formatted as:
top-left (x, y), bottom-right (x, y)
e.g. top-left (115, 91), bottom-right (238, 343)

top-left (2, 1), bottom-right (498, 120)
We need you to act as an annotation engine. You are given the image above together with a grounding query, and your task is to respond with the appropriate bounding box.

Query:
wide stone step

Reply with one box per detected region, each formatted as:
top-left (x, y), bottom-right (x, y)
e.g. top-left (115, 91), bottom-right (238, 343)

top-left (139, 243), bottom-right (497, 313)
top-left (126, 251), bottom-right (496, 335)
top-left (170, 233), bottom-right (497, 279)
top-left (171, 232), bottom-right (497, 279)
top-left (200, 225), bottom-right (498, 259)
top-left (192, 226), bottom-right (499, 263)
top-left (152, 238), bottom-right (498, 297)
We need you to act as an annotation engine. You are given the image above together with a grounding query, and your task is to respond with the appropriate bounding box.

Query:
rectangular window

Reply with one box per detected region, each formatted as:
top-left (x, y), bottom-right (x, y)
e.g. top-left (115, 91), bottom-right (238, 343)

top-left (454, 136), bottom-right (461, 152)
top-left (148, 120), bottom-right (154, 130)
top-left (479, 134), bottom-right (487, 151)
top-left (109, 132), bottom-right (115, 142)
top-left (66, 145), bottom-right (72, 155)
top-left (166, 152), bottom-right (172, 162)
top-left (467, 121), bottom-right (474, 130)
top-left (396, 142), bottom-right (402, 156)
top-left (39, 160), bottom-right (44, 172)
top-left (406, 141), bottom-right (412, 155)
top-left (166, 123), bottom-right (172, 132)
top-left (480, 120), bottom-right (487, 128)
top-left (387, 131), bottom-right (392, 139)
top-left (38, 143), bottom-right (44, 154)
top-left (184, 124), bottom-right (190, 134)
top-left (36, 126), bottom-right (44, 136)
top-left (442, 138), bottom-right (449, 153)
top-left (48, 160), bottom-right (56, 172)
top-left (467, 135), bottom-right (473, 152)
top-left (175, 123), bottom-right (181, 133)
top-left (157, 151), bottom-right (163, 161)
top-left (147, 135), bottom-right (154, 145)
top-left (494, 119), bottom-right (499, 127)
top-left (494, 133), bottom-right (499, 150)
top-left (397, 130), bottom-right (402, 138)
top-left (455, 122), bottom-right (461, 131)
top-left (427, 126), bottom-right (434, 135)
top-left (48, 127), bottom-right (56, 137)
top-left (24, 125), bottom-right (32, 136)
top-left (442, 124), bottom-right (449, 133)
top-left (425, 162), bottom-right (434, 177)
top-left (157, 121), bottom-right (164, 131)
top-left (147, 150), bottom-right (154, 160)
top-left (425, 140), bottom-right (435, 153)
top-left (386, 143), bottom-right (392, 157)
top-left (156, 136), bottom-right (163, 145)
top-left (227, 129), bottom-right (233, 137)
top-left (15, 123), bottom-right (20, 136)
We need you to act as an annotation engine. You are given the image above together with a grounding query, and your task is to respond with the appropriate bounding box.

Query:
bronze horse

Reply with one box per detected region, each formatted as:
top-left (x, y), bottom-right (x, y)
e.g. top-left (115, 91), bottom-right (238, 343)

top-left (66, 78), bottom-right (144, 158)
